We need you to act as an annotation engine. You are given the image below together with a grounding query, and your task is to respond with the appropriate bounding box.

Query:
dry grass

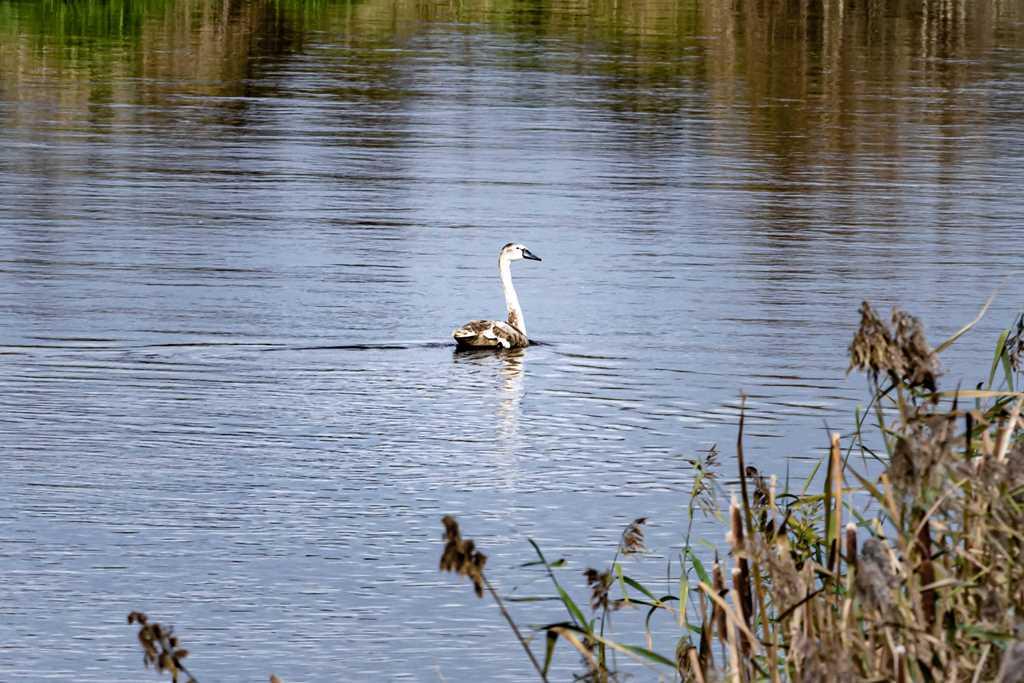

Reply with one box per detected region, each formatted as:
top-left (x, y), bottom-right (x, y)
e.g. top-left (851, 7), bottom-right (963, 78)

top-left (440, 302), bottom-right (1024, 682)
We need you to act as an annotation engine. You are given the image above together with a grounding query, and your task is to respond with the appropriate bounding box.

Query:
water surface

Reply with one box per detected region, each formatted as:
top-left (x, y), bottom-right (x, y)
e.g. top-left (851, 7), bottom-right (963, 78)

top-left (1, 0), bottom-right (1023, 679)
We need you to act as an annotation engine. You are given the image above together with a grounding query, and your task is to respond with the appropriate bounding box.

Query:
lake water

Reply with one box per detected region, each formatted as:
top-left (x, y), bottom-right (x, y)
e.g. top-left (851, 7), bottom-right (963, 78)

top-left (1, 0), bottom-right (1023, 680)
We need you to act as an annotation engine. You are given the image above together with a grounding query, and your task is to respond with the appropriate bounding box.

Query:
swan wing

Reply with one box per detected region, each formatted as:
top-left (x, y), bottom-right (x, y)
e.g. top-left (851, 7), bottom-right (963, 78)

top-left (453, 320), bottom-right (528, 349)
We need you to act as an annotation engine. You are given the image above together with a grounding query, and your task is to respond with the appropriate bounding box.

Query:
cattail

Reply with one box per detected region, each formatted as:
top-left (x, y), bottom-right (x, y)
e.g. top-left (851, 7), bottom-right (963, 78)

top-left (916, 518), bottom-right (936, 627)
top-left (687, 645), bottom-right (707, 683)
top-left (845, 523), bottom-right (858, 572)
top-left (826, 432), bottom-right (843, 575)
top-left (698, 589), bottom-right (712, 670)
top-left (856, 539), bottom-right (897, 609)
top-left (732, 567), bottom-right (751, 662)
top-left (729, 497), bottom-right (754, 624)
top-left (712, 558), bottom-right (728, 647)
top-left (725, 586), bottom-right (743, 683)
top-left (730, 496), bottom-right (744, 551)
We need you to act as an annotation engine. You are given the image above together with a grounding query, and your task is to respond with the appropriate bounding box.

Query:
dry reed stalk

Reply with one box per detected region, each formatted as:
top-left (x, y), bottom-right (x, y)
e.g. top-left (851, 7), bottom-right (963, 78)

top-left (698, 590), bottom-right (711, 672)
top-left (916, 518), bottom-right (936, 628)
top-left (734, 402), bottom-right (778, 682)
top-left (699, 579), bottom-right (750, 683)
top-left (729, 498), bottom-right (753, 629)
top-left (895, 645), bottom-right (907, 683)
top-left (712, 559), bottom-right (728, 654)
top-left (801, 563), bottom-right (816, 641)
top-left (971, 643), bottom-right (992, 683)
top-left (552, 626), bottom-right (599, 676)
top-left (840, 522), bottom-right (858, 651)
top-left (699, 581), bottom-right (759, 652)
top-left (730, 567), bottom-right (751, 666)
top-left (687, 646), bottom-right (706, 683)
top-left (726, 602), bottom-right (743, 683)
top-left (995, 396), bottom-right (1023, 462)
top-left (965, 409), bottom-right (976, 458)
top-left (827, 432), bottom-right (844, 576)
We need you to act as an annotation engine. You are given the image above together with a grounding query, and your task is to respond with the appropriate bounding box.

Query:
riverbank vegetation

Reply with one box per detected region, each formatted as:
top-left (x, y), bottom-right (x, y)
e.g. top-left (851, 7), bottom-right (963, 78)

top-left (440, 302), bottom-right (1024, 682)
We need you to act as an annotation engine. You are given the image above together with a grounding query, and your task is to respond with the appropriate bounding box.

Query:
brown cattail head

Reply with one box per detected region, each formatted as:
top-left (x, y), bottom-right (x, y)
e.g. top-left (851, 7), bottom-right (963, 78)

top-left (439, 515), bottom-right (488, 598)
top-left (889, 412), bottom-right (959, 496)
top-left (855, 538), bottom-right (897, 610)
top-left (712, 558), bottom-right (728, 644)
top-left (730, 567), bottom-right (752, 661)
top-left (729, 496), bottom-right (744, 551)
top-left (731, 567), bottom-right (751, 628)
top-left (845, 523), bottom-right (858, 571)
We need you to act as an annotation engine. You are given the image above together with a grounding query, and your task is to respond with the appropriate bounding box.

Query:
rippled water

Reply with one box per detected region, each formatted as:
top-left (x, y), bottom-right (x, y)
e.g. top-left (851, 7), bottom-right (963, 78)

top-left (1, 0), bottom-right (1023, 679)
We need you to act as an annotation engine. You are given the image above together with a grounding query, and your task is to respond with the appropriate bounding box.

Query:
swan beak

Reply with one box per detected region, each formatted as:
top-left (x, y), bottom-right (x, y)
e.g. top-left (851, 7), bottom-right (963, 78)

top-left (522, 249), bottom-right (542, 262)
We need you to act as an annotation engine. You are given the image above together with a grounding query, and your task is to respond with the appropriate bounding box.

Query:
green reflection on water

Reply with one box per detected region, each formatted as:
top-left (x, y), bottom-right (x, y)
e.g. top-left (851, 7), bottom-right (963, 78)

top-left (1, 0), bottom-right (1018, 85)
top-left (0, 0), bottom-right (1021, 169)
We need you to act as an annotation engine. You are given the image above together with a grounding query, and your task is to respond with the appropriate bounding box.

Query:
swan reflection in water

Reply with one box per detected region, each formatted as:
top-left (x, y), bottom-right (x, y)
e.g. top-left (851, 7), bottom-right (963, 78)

top-left (453, 346), bottom-right (526, 446)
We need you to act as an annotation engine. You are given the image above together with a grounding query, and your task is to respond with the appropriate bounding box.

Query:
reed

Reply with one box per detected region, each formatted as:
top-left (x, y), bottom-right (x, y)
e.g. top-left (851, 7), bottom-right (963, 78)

top-left (126, 611), bottom-right (283, 682)
top-left (126, 611), bottom-right (199, 683)
top-left (440, 301), bottom-right (1024, 681)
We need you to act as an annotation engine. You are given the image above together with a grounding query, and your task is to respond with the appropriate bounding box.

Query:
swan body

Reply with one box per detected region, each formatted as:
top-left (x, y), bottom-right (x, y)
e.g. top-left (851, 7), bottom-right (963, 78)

top-left (453, 243), bottom-right (541, 349)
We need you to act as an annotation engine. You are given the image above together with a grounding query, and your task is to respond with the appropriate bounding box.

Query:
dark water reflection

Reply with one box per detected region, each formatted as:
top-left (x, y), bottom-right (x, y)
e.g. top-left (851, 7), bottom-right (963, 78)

top-left (1, 0), bottom-right (1023, 679)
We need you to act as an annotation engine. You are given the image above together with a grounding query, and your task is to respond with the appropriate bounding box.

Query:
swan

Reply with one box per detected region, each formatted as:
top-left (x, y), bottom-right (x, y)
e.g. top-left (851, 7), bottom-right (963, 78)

top-left (453, 243), bottom-right (542, 349)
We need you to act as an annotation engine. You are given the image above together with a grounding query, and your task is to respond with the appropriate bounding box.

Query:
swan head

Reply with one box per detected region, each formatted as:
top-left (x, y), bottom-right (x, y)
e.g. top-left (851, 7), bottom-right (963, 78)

top-left (501, 242), bottom-right (542, 262)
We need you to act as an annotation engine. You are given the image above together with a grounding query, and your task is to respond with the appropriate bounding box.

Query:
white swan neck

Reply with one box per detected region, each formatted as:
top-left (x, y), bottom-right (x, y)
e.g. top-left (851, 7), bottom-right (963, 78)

top-left (499, 253), bottom-right (526, 336)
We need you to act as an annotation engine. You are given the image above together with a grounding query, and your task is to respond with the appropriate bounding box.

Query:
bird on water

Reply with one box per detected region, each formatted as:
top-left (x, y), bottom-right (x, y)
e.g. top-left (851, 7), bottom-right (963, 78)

top-left (452, 242), bottom-right (542, 349)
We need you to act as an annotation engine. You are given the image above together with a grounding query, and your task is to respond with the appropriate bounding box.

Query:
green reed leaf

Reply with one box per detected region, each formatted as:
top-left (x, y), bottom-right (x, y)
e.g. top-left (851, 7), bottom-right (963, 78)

top-left (686, 547), bottom-right (711, 587)
top-left (557, 587), bottom-right (588, 631)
